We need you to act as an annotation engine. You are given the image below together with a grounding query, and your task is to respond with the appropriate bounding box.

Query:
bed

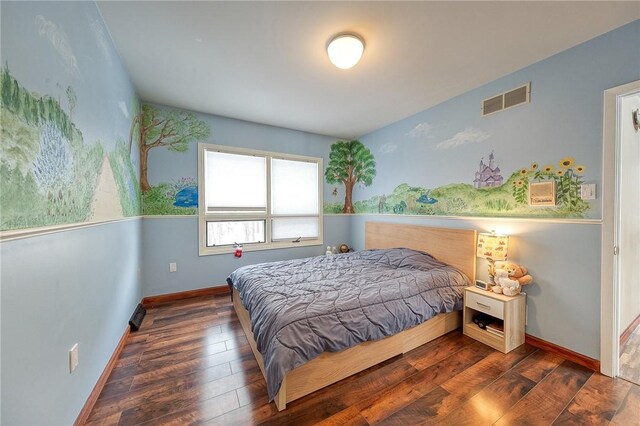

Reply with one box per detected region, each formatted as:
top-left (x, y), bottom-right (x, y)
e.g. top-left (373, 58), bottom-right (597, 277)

top-left (229, 222), bottom-right (477, 410)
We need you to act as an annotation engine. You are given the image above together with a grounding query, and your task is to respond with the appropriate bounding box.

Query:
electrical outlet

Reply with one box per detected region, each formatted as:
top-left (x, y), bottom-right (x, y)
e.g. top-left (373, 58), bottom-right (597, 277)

top-left (69, 343), bottom-right (79, 373)
top-left (169, 262), bottom-right (177, 273)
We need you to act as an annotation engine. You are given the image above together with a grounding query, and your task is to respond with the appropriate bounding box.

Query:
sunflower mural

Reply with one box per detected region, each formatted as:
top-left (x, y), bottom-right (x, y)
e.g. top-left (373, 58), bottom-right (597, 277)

top-left (326, 152), bottom-right (592, 219)
top-left (511, 156), bottom-right (589, 214)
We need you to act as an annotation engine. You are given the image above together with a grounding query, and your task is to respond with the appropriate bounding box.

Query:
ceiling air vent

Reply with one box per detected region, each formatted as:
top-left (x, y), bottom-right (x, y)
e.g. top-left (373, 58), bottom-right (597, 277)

top-left (482, 82), bottom-right (530, 117)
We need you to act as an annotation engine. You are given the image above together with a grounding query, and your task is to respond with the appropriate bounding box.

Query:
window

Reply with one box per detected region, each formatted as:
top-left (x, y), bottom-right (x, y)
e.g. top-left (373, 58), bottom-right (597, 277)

top-left (198, 143), bottom-right (323, 255)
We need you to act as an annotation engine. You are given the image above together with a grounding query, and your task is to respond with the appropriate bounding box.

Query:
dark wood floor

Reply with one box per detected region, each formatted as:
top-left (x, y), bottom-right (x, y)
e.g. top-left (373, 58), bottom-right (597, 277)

top-left (620, 323), bottom-right (640, 386)
top-left (87, 294), bottom-right (640, 425)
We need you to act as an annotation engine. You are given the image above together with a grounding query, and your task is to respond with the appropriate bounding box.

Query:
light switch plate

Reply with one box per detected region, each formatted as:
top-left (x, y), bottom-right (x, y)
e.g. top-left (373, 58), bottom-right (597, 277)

top-left (580, 184), bottom-right (596, 200)
top-left (69, 343), bottom-right (79, 373)
top-left (169, 262), bottom-right (177, 272)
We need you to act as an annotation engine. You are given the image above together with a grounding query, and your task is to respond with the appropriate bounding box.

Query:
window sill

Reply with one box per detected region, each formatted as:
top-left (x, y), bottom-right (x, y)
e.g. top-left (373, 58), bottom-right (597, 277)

top-left (198, 239), bottom-right (324, 256)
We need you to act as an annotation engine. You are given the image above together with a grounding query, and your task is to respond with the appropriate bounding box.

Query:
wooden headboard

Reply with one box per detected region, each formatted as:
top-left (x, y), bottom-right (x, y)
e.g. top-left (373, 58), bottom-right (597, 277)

top-left (364, 222), bottom-right (477, 281)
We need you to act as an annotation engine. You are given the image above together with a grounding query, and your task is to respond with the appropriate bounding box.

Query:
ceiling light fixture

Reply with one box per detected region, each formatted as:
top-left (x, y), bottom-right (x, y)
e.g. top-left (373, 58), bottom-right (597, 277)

top-left (327, 33), bottom-right (364, 69)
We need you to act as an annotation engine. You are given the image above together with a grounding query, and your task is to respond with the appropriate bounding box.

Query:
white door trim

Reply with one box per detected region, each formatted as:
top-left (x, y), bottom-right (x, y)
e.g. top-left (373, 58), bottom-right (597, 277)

top-left (601, 80), bottom-right (640, 377)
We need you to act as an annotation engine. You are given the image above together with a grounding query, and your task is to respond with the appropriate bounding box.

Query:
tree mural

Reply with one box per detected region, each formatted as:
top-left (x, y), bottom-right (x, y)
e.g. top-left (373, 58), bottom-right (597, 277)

top-left (139, 104), bottom-right (211, 192)
top-left (324, 155), bottom-right (591, 218)
top-left (1, 65), bottom-right (77, 140)
top-left (0, 66), bottom-right (106, 230)
top-left (65, 86), bottom-right (76, 121)
top-left (325, 140), bottom-right (376, 213)
top-left (128, 112), bottom-right (141, 154)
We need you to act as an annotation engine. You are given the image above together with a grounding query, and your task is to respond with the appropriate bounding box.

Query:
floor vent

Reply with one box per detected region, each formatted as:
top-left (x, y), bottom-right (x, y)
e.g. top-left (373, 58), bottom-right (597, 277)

top-left (129, 303), bottom-right (147, 332)
top-left (482, 82), bottom-right (530, 116)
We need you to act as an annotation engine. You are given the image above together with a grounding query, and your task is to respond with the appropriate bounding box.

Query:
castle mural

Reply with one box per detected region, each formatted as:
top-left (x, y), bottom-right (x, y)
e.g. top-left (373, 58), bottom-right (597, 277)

top-left (324, 146), bottom-right (591, 218)
top-left (473, 152), bottom-right (503, 188)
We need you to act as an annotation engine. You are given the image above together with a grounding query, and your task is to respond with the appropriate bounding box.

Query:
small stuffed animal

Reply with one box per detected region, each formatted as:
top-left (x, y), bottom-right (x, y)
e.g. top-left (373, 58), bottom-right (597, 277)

top-left (503, 262), bottom-right (533, 286)
top-left (493, 269), bottom-right (514, 295)
top-left (494, 262), bottom-right (533, 296)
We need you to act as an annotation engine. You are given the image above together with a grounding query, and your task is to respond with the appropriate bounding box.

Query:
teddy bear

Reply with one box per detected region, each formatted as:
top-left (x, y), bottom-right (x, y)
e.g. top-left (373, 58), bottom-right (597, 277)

top-left (492, 262), bottom-right (533, 296)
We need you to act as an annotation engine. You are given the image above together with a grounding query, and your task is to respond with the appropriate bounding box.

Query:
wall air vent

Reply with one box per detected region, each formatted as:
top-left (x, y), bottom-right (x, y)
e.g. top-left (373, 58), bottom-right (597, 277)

top-left (482, 82), bottom-right (531, 117)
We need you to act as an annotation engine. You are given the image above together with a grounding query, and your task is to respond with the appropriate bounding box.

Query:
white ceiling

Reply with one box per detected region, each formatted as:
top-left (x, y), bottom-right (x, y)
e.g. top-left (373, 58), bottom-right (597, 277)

top-left (98, 2), bottom-right (639, 139)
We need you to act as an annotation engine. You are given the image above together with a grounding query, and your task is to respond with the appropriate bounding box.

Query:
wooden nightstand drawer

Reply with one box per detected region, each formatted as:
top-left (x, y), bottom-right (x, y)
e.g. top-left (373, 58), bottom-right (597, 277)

top-left (463, 286), bottom-right (526, 353)
top-left (466, 291), bottom-right (504, 320)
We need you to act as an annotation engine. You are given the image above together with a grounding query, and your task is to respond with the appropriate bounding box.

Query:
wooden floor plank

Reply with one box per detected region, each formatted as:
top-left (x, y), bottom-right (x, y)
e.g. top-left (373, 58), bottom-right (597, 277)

top-left (314, 333), bottom-right (480, 426)
top-left (137, 389), bottom-right (240, 426)
top-left (128, 345), bottom-right (252, 390)
top-left (512, 349), bottom-right (565, 382)
top-left (436, 370), bottom-right (536, 426)
top-left (610, 385), bottom-right (640, 426)
top-left (258, 356), bottom-right (418, 426)
top-left (553, 373), bottom-right (632, 424)
top-left (84, 411), bottom-right (121, 426)
top-left (314, 406), bottom-right (368, 426)
top-left (85, 295), bottom-right (640, 426)
top-left (359, 342), bottom-right (494, 424)
top-left (619, 322), bottom-right (640, 386)
top-left (495, 360), bottom-right (594, 426)
top-left (401, 331), bottom-right (476, 370)
top-left (97, 376), bottom-right (133, 400)
top-left (378, 344), bottom-right (536, 424)
top-left (117, 367), bottom-right (261, 424)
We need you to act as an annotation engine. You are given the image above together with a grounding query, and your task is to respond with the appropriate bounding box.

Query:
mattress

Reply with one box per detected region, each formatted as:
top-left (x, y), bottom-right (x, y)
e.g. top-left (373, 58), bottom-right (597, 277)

top-left (228, 247), bottom-right (470, 400)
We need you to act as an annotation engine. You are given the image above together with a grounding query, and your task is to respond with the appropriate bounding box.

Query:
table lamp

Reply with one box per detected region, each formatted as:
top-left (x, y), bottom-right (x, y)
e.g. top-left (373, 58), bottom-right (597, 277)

top-left (476, 231), bottom-right (509, 286)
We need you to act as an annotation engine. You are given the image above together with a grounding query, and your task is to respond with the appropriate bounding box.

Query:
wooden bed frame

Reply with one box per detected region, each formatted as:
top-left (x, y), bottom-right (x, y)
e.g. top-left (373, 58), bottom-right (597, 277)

top-left (232, 222), bottom-right (477, 410)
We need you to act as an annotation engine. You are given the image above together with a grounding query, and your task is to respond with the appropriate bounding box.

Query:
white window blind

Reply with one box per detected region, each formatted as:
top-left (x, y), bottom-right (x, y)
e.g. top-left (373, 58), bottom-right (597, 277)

top-left (205, 151), bottom-right (266, 212)
top-left (272, 217), bottom-right (319, 240)
top-left (271, 158), bottom-right (319, 215)
top-left (199, 144), bottom-right (323, 255)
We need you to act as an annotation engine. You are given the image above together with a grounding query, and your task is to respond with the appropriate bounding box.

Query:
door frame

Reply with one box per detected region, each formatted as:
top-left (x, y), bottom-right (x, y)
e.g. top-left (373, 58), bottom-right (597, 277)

top-left (601, 80), bottom-right (640, 377)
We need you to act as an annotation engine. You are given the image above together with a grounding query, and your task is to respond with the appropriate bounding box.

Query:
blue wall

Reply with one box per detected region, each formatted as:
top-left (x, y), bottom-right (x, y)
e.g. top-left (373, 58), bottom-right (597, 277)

top-left (349, 215), bottom-right (601, 357)
top-left (1, 2), bottom-right (141, 229)
top-left (347, 21), bottom-right (640, 220)
top-left (1, 220), bottom-right (142, 425)
top-left (0, 2), bottom-right (142, 425)
top-left (142, 216), bottom-right (350, 296)
top-left (140, 103), bottom-right (351, 296)
top-left (1, 3), bottom-right (638, 424)
top-left (141, 102), bottom-right (343, 216)
top-left (352, 20), bottom-right (640, 359)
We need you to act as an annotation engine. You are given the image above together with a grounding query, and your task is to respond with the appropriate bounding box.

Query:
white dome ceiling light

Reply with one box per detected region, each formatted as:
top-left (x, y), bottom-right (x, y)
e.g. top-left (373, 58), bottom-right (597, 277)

top-left (327, 33), bottom-right (365, 69)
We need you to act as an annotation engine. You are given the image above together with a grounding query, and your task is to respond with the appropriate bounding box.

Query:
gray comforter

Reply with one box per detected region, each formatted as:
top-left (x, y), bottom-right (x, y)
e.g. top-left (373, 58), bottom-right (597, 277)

top-left (228, 248), bottom-right (470, 400)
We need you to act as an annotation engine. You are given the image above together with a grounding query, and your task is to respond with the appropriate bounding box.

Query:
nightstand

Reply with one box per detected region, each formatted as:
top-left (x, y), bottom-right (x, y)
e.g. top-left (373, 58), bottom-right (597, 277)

top-left (463, 286), bottom-right (526, 353)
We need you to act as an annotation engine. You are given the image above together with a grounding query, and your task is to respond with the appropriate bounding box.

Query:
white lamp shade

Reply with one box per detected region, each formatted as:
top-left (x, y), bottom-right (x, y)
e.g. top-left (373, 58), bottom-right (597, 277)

top-left (327, 34), bottom-right (364, 69)
top-left (477, 232), bottom-right (509, 261)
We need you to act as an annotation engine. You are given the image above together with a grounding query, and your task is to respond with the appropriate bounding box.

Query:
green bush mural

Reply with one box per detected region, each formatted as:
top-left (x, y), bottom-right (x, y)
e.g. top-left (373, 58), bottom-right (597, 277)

top-left (142, 178), bottom-right (198, 216)
top-left (324, 153), bottom-right (590, 218)
top-left (0, 66), bottom-right (140, 231)
top-left (139, 104), bottom-right (211, 215)
top-left (109, 138), bottom-right (141, 217)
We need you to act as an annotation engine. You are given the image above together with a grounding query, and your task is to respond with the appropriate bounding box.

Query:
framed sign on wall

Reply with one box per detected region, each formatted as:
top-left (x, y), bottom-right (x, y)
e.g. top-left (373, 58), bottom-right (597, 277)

top-left (529, 181), bottom-right (556, 206)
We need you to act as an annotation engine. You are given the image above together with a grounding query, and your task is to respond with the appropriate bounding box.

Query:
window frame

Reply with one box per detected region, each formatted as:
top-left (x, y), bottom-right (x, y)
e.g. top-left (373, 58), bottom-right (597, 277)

top-left (198, 143), bottom-right (323, 256)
